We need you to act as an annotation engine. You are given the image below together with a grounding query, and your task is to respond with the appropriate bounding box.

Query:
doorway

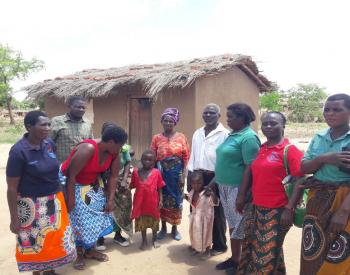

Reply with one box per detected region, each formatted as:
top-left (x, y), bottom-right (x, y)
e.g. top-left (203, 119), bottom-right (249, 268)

top-left (129, 98), bottom-right (152, 159)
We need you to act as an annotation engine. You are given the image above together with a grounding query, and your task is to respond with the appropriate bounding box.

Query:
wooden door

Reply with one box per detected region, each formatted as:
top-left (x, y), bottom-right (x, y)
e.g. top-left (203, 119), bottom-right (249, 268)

top-left (129, 98), bottom-right (152, 159)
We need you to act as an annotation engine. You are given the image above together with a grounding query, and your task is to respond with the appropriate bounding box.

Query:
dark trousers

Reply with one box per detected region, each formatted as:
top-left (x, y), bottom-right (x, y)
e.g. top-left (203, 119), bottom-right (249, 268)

top-left (188, 171), bottom-right (227, 252)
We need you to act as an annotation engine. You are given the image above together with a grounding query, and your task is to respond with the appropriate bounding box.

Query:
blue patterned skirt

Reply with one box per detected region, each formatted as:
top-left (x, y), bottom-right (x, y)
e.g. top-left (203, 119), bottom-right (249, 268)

top-left (69, 184), bottom-right (114, 249)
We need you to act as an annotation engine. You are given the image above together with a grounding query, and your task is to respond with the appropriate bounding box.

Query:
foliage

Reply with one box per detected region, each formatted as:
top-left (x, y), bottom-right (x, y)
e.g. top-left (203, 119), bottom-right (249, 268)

top-left (259, 91), bottom-right (283, 112)
top-left (287, 84), bottom-right (328, 123)
top-left (11, 98), bottom-right (39, 110)
top-left (0, 118), bottom-right (25, 143)
top-left (0, 44), bottom-right (44, 123)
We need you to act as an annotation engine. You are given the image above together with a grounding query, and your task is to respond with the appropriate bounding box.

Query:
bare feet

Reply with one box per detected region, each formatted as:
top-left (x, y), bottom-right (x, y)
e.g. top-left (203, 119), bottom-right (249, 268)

top-left (140, 241), bottom-right (148, 250)
top-left (188, 246), bottom-right (195, 252)
top-left (153, 240), bottom-right (160, 248)
top-left (200, 249), bottom-right (211, 260)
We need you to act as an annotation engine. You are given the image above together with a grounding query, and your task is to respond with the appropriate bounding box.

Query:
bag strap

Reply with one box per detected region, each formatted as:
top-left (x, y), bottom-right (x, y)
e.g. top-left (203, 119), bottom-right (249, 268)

top-left (283, 144), bottom-right (292, 175)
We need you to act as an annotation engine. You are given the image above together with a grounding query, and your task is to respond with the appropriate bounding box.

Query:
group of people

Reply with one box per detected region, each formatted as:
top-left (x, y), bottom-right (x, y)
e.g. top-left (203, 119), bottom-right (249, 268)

top-left (6, 93), bottom-right (350, 275)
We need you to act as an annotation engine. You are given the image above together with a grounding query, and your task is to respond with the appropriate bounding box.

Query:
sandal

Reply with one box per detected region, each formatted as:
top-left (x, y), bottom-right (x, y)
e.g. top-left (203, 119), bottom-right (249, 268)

top-left (171, 229), bottom-right (182, 241)
top-left (73, 248), bottom-right (86, 270)
top-left (84, 249), bottom-right (109, 262)
top-left (43, 270), bottom-right (59, 275)
top-left (73, 257), bottom-right (86, 271)
top-left (156, 229), bottom-right (167, 240)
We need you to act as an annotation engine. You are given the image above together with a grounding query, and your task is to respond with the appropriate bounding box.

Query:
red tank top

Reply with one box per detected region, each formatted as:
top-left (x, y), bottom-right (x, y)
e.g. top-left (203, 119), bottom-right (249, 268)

top-left (61, 139), bottom-right (114, 185)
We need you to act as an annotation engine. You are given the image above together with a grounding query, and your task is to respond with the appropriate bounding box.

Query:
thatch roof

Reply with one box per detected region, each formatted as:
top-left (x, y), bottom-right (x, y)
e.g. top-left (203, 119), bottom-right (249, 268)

top-left (25, 54), bottom-right (273, 100)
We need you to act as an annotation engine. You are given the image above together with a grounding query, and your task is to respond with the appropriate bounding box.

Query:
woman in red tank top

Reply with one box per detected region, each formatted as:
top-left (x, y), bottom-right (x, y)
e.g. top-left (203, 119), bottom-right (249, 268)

top-left (62, 124), bottom-right (128, 270)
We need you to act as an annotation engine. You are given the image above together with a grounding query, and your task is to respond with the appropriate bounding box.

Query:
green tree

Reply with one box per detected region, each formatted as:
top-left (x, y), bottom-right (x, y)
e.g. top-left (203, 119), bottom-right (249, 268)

top-left (11, 98), bottom-right (39, 110)
top-left (287, 83), bottom-right (328, 123)
top-left (0, 44), bottom-right (44, 124)
top-left (259, 91), bottom-right (283, 112)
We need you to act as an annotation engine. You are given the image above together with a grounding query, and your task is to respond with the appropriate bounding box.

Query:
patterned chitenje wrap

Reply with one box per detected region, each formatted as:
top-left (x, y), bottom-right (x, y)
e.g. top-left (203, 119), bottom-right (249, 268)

top-left (300, 184), bottom-right (350, 275)
top-left (16, 192), bottom-right (76, 272)
top-left (237, 204), bottom-right (290, 275)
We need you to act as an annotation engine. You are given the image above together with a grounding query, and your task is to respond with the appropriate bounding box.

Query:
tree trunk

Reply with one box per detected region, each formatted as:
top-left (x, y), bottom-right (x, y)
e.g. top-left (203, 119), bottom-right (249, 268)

top-left (6, 96), bottom-right (15, 125)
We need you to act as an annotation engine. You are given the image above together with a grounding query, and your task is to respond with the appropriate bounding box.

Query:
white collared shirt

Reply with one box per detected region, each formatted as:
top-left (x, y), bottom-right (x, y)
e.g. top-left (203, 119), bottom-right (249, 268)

top-left (187, 123), bottom-right (229, 172)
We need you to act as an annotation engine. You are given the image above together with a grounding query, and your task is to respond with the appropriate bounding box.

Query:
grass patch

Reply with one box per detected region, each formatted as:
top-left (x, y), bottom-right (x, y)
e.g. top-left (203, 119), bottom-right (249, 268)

top-left (284, 122), bottom-right (327, 139)
top-left (258, 122), bottom-right (327, 140)
top-left (0, 118), bottom-right (26, 144)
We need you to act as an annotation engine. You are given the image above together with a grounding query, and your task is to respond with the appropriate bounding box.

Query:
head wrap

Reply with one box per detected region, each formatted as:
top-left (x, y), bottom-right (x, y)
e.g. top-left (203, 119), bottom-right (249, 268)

top-left (161, 108), bottom-right (180, 125)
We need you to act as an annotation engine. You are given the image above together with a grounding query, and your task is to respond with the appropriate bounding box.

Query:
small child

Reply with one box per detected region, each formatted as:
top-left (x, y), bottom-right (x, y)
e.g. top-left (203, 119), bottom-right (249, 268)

top-left (130, 149), bottom-right (165, 250)
top-left (185, 171), bottom-right (218, 260)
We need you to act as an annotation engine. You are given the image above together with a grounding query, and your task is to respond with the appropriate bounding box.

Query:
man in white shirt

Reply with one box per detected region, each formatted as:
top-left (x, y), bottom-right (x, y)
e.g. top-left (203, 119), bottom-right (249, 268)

top-left (187, 103), bottom-right (229, 256)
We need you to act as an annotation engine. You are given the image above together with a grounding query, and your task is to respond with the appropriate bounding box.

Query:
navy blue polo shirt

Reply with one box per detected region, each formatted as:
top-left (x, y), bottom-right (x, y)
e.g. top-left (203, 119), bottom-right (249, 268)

top-left (6, 135), bottom-right (60, 197)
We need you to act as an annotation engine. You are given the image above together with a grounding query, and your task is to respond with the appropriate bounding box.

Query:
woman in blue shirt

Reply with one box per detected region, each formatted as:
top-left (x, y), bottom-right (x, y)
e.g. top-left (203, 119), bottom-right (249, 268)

top-left (6, 111), bottom-right (76, 275)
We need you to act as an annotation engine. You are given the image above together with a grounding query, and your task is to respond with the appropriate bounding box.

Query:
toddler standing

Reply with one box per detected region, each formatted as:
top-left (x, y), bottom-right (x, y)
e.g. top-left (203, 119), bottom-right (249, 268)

top-left (186, 171), bottom-right (218, 260)
top-left (131, 150), bottom-right (165, 250)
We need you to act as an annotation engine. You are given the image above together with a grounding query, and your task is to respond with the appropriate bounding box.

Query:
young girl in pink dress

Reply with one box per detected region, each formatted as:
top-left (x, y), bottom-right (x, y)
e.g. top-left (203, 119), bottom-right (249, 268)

top-left (131, 150), bottom-right (165, 250)
top-left (186, 171), bottom-right (218, 260)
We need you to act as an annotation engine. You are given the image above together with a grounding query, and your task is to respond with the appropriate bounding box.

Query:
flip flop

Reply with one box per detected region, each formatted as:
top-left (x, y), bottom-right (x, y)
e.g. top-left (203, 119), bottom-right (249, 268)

top-left (171, 230), bottom-right (182, 241)
top-left (157, 229), bottom-right (167, 240)
top-left (43, 270), bottom-right (59, 275)
top-left (73, 258), bottom-right (86, 270)
top-left (84, 250), bottom-right (109, 262)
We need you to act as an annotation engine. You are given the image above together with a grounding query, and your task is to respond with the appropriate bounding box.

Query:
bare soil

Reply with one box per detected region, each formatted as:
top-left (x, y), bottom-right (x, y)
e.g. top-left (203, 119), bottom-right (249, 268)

top-left (0, 142), bottom-right (305, 275)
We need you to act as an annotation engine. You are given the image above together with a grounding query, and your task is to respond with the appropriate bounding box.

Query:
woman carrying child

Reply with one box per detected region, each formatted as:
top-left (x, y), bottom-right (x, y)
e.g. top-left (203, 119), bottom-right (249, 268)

top-left (187, 171), bottom-right (218, 260)
top-left (131, 150), bottom-right (165, 250)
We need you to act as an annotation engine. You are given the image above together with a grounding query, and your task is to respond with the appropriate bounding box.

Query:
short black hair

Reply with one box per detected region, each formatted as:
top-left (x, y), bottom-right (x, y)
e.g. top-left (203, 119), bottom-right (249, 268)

top-left (101, 125), bottom-right (128, 144)
top-left (262, 111), bottom-right (287, 126)
top-left (326, 93), bottom-right (350, 109)
top-left (67, 96), bottom-right (87, 106)
top-left (24, 110), bottom-right (48, 129)
top-left (191, 170), bottom-right (204, 182)
top-left (227, 103), bottom-right (256, 125)
top-left (141, 149), bottom-right (156, 159)
top-left (101, 122), bottom-right (118, 135)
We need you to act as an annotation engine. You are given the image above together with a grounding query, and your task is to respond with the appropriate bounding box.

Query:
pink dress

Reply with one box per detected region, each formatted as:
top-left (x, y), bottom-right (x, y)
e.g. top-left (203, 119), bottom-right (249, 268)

top-left (188, 190), bottom-right (218, 252)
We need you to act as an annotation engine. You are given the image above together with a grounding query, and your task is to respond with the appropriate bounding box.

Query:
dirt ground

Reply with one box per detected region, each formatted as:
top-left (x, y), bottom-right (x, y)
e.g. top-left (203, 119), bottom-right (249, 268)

top-left (0, 141), bottom-right (308, 275)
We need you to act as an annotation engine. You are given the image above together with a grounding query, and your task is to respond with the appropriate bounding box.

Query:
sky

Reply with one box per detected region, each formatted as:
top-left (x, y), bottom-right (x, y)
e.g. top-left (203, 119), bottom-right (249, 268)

top-left (1, 0), bottom-right (349, 100)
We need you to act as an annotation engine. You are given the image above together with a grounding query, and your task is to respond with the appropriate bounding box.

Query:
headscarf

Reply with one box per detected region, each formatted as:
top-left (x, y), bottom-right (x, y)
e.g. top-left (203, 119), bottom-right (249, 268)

top-left (161, 108), bottom-right (180, 125)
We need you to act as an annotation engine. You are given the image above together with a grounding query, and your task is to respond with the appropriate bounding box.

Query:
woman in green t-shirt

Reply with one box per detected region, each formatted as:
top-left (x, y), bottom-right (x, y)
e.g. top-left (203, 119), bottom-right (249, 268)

top-left (300, 93), bottom-right (350, 275)
top-left (213, 103), bottom-right (261, 274)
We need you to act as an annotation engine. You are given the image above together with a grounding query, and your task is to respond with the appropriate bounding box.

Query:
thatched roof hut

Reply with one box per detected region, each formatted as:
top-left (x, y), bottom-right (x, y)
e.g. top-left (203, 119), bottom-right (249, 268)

top-left (25, 54), bottom-right (272, 157)
top-left (25, 54), bottom-right (271, 100)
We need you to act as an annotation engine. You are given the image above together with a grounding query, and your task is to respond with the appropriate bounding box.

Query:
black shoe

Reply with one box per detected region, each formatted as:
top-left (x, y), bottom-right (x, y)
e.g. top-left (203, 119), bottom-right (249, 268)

top-left (216, 258), bottom-right (233, 270)
top-left (97, 237), bottom-right (105, 246)
top-left (210, 248), bottom-right (227, 256)
top-left (96, 237), bottom-right (106, 251)
top-left (113, 235), bottom-right (130, 247)
top-left (225, 267), bottom-right (237, 275)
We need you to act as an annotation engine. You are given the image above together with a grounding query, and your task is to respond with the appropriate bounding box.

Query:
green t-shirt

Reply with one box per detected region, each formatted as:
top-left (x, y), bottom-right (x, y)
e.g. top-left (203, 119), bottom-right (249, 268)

top-left (303, 128), bottom-right (350, 183)
top-left (215, 126), bottom-right (261, 186)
